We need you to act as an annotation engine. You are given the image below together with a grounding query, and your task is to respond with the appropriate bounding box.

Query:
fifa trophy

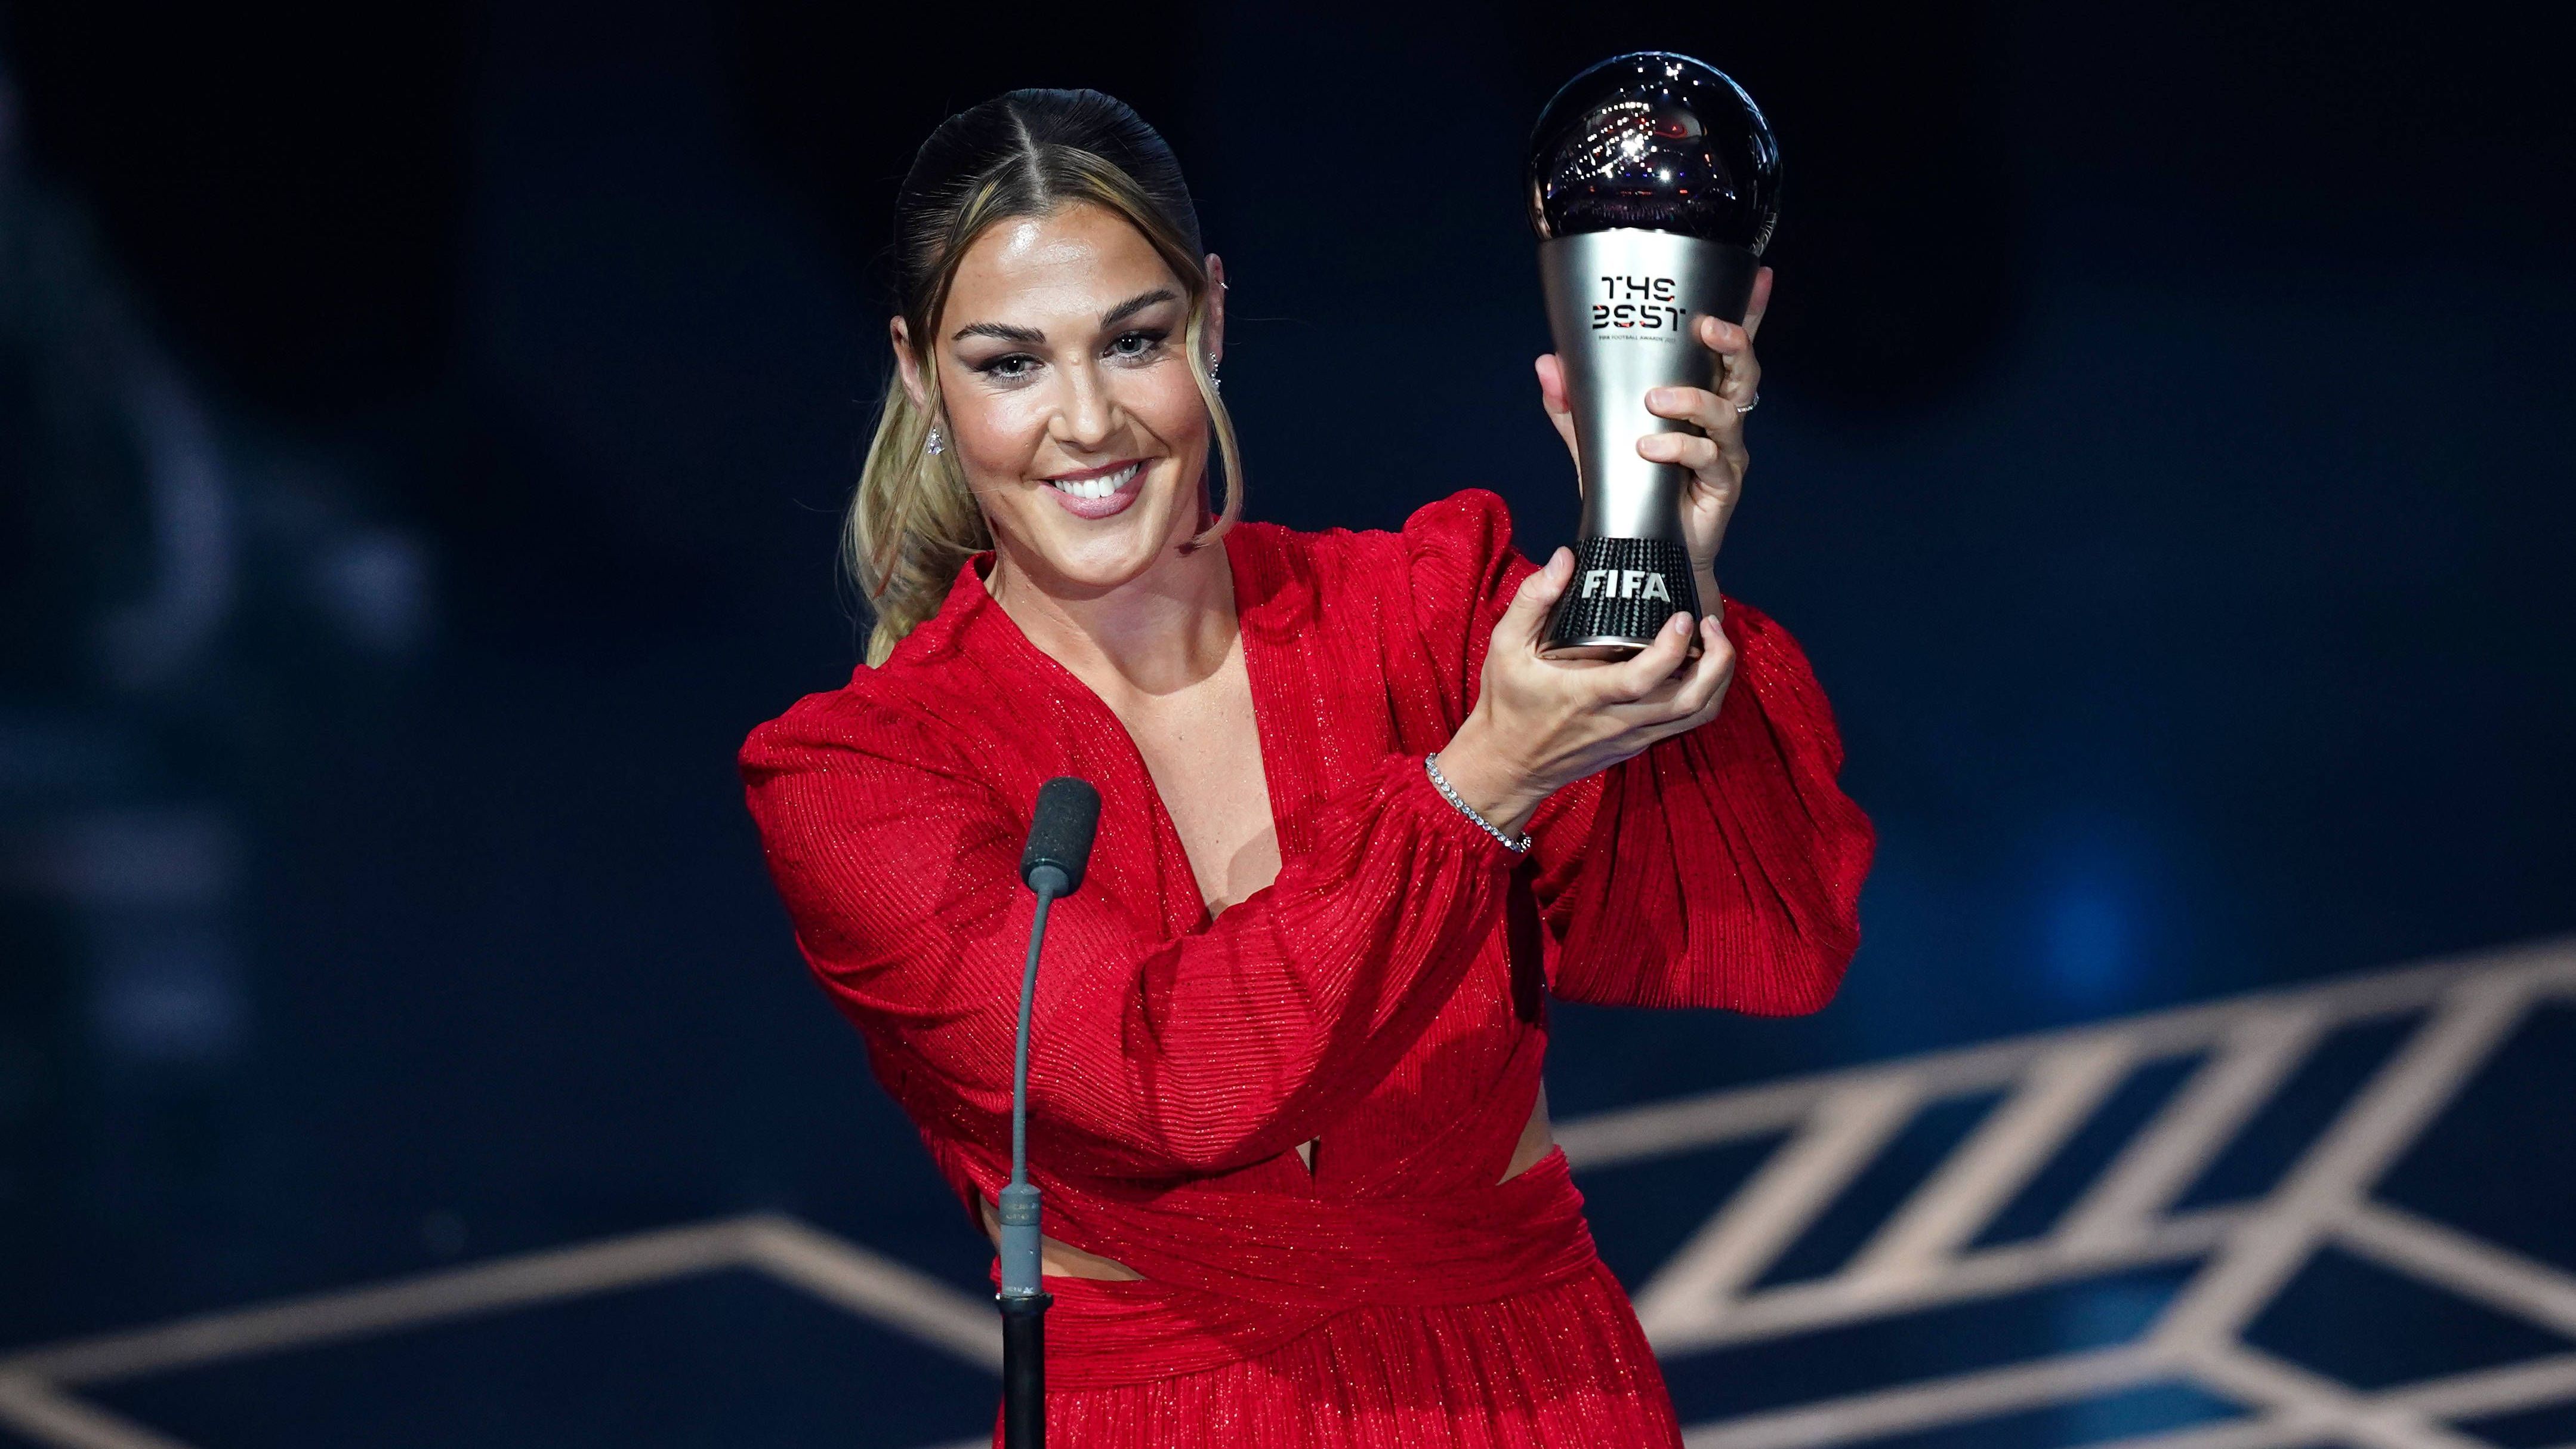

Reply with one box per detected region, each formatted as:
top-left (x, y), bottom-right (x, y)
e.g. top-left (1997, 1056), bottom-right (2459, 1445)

top-left (1531, 53), bottom-right (1782, 657)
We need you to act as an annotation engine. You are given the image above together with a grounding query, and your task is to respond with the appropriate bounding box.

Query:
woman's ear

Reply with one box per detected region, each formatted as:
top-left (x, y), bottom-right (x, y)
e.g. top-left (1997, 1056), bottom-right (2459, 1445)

top-left (890, 316), bottom-right (928, 408)
top-left (1203, 253), bottom-right (1226, 369)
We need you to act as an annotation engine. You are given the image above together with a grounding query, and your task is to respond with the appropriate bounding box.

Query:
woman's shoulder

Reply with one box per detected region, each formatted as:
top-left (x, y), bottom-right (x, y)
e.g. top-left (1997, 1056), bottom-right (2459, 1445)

top-left (739, 559), bottom-right (1016, 782)
top-left (1225, 490), bottom-right (1526, 673)
top-left (1233, 488), bottom-right (1521, 594)
top-left (1395, 486), bottom-right (1518, 556)
top-left (738, 653), bottom-right (974, 788)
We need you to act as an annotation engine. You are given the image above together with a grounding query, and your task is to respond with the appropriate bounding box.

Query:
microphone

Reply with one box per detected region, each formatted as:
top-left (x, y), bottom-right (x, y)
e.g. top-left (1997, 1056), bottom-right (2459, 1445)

top-left (1019, 776), bottom-right (1102, 898)
top-left (1000, 776), bottom-right (1099, 1449)
top-left (1526, 52), bottom-right (1782, 659)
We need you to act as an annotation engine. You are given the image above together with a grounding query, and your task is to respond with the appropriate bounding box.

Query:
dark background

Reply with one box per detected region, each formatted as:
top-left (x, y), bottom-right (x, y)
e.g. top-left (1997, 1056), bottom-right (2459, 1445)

top-left (3, 1), bottom-right (2571, 1442)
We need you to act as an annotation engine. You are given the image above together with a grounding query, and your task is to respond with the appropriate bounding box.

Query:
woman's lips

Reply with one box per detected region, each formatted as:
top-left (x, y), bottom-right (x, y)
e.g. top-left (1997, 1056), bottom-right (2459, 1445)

top-left (1045, 461), bottom-right (1144, 520)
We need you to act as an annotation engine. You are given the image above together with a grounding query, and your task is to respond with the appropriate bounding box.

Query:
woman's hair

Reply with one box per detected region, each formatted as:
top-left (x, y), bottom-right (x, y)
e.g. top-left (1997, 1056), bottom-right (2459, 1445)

top-left (850, 88), bottom-right (1243, 665)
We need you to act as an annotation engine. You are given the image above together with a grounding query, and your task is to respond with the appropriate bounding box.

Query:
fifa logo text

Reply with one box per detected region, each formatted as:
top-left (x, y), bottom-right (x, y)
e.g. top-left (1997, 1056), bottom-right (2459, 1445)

top-left (1591, 275), bottom-right (1687, 332)
top-left (1579, 569), bottom-right (1674, 603)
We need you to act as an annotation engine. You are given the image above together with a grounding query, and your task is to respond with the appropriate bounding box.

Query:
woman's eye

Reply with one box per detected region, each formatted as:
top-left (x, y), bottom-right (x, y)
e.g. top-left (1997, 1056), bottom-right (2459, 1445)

top-left (1107, 329), bottom-right (1168, 360)
top-left (976, 353), bottom-right (1038, 380)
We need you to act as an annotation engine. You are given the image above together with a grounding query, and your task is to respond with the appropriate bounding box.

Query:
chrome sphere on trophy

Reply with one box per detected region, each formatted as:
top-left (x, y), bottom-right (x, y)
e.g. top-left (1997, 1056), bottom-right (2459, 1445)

top-left (1529, 51), bottom-right (1782, 658)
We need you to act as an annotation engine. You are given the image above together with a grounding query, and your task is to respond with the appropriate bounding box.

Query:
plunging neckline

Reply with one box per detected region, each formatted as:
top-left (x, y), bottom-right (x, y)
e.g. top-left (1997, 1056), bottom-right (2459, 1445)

top-left (967, 532), bottom-right (1291, 934)
top-left (968, 534), bottom-right (1319, 1177)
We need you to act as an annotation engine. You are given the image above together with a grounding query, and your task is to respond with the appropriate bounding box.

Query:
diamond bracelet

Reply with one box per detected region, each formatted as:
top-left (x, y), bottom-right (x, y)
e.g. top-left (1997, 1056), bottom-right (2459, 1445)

top-left (1423, 753), bottom-right (1534, 855)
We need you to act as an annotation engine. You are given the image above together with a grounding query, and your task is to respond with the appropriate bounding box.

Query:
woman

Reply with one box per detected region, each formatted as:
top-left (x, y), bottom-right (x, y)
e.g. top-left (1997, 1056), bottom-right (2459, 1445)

top-left (741, 88), bottom-right (1872, 1446)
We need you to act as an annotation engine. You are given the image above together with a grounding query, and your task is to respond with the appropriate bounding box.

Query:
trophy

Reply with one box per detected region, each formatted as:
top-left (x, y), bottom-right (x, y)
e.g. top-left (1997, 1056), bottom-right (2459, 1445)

top-left (1529, 52), bottom-right (1782, 658)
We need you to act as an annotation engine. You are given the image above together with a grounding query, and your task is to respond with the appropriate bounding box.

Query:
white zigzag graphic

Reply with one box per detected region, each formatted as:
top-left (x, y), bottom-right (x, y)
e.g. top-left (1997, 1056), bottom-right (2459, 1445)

top-left (3, 937), bottom-right (2569, 1449)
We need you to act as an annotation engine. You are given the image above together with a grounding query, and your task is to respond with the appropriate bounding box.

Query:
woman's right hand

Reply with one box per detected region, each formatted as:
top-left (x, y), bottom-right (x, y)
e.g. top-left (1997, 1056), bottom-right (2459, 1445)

top-left (1434, 548), bottom-right (1736, 837)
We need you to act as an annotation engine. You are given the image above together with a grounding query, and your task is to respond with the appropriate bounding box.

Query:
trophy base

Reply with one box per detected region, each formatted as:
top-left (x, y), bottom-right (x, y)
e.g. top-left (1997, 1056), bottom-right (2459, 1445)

top-left (1540, 537), bottom-right (1702, 659)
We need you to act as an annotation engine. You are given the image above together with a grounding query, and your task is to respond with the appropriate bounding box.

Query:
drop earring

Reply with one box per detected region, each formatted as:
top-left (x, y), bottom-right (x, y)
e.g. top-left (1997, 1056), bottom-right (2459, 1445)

top-left (1208, 360), bottom-right (1222, 393)
top-left (924, 425), bottom-right (943, 455)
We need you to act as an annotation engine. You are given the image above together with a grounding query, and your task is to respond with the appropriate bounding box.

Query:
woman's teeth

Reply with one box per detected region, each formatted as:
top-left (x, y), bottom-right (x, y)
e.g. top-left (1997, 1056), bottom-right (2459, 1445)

top-left (1049, 463), bottom-right (1139, 500)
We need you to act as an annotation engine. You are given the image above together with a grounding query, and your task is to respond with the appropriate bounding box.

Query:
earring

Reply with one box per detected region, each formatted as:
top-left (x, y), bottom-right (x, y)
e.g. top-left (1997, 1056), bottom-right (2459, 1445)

top-left (924, 425), bottom-right (943, 455)
top-left (1208, 360), bottom-right (1222, 393)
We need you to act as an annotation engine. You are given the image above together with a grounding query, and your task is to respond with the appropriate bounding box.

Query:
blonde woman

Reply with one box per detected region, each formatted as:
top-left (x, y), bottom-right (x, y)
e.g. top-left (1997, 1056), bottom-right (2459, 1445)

top-left (742, 87), bottom-right (1872, 1448)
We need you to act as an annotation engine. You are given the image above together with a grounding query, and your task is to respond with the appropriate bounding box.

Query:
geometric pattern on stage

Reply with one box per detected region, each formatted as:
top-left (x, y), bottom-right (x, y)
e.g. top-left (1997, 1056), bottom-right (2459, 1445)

top-left (4, 938), bottom-right (2570, 1449)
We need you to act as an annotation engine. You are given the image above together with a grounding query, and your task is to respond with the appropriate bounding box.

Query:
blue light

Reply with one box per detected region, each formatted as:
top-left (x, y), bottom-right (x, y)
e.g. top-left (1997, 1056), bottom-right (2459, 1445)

top-left (2044, 875), bottom-right (2133, 1008)
top-left (2028, 818), bottom-right (2163, 1013)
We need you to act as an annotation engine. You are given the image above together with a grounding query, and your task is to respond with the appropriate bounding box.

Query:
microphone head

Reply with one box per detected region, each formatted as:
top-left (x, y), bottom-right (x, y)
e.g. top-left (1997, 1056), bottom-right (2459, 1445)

top-left (1020, 776), bottom-right (1102, 895)
top-left (1527, 51), bottom-right (1781, 250)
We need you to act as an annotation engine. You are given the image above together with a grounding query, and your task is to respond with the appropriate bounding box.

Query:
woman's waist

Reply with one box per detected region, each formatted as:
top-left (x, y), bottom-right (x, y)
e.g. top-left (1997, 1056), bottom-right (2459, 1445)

top-left (988, 1082), bottom-right (1564, 1285)
top-left (1019, 1247), bottom-right (1630, 1389)
top-left (1031, 1147), bottom-right (1600, 1309)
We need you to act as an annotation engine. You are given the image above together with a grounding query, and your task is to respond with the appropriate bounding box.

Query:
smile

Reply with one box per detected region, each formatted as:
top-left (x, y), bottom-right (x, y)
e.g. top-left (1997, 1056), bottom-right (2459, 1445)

top-left (1047, 462), bottom-right (1141, 501)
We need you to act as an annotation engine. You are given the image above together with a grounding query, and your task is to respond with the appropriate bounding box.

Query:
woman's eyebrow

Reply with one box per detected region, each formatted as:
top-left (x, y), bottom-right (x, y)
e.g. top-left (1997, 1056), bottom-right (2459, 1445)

top-left (952, 320), bottom-right (1045, 344)
top-left (1101, 288), bottom-right (1179, 328)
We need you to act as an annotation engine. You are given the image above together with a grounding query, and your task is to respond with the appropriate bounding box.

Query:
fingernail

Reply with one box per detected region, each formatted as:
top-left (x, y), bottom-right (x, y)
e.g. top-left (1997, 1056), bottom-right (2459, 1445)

top-left (1667, 612), bottom-right (1689, 636)
top-left (1647, 388), bottom-right (1671, 408)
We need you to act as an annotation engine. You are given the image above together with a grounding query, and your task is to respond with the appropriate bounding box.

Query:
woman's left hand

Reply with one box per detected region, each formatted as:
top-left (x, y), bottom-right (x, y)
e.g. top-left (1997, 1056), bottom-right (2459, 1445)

top-left (1535, 266), bottom-right (1773, 587)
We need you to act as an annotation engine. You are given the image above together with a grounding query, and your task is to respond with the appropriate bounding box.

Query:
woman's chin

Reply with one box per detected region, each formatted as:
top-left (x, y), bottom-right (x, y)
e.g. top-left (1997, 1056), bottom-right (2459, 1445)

top-left (1030, 500), bottom-right (1185, 587)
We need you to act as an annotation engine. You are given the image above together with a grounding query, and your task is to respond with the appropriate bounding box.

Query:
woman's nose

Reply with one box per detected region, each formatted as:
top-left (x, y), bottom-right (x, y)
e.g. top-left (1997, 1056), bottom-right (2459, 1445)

top-left (1054, 362), bottom-right (1118, 448)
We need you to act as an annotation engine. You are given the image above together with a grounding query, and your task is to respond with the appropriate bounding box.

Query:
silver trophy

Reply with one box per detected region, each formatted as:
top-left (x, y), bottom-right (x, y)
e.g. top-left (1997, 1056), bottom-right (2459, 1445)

top-left (1530, 53), bottom-right (1782, 658)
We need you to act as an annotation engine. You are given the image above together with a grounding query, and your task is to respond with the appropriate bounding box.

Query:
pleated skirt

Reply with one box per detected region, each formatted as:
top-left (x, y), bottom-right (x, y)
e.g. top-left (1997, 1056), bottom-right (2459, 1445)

top-left (1013, 1260), bottom-right (1682, 1448)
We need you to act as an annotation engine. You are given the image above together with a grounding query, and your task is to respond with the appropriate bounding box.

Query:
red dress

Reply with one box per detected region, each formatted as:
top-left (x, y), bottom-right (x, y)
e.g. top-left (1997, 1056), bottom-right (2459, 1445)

top-left (740, 490), bottom-right (1873, 1447)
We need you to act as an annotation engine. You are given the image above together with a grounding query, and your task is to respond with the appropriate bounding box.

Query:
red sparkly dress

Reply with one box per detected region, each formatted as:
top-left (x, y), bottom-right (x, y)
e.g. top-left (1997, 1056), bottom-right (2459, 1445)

top-left (740, 490), bottom-right (1872, 1447)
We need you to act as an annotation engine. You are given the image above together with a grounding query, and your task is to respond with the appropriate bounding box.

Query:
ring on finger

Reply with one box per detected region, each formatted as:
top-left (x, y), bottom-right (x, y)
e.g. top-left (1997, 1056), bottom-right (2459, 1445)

top-left (1733, 390), bottom-right (1760, 416)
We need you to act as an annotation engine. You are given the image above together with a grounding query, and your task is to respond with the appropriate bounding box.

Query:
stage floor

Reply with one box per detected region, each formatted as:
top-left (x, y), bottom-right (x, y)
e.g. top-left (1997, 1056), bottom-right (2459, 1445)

top-left (7, 939), bottom-right (2572, 1449)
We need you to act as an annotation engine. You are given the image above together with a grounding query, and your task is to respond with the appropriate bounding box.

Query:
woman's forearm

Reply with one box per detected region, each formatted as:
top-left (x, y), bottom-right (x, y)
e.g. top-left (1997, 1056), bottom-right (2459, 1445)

top-left (1435, 710), bottom-right (1548, 839)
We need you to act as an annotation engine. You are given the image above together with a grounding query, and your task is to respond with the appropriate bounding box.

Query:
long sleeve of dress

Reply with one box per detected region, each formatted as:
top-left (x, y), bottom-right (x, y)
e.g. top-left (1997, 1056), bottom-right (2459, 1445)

top-left (1403, 490), bottom-right (1874, 1016)
top-left (740, 707), bottom-right (1522, 1182)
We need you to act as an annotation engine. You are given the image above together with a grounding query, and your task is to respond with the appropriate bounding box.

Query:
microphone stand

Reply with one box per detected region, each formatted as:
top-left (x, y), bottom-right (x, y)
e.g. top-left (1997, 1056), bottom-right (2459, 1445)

top-left (997, 871), bottom-right (1059, 1449)
top-left (1001, 775), bottom-right (1095, 1449)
